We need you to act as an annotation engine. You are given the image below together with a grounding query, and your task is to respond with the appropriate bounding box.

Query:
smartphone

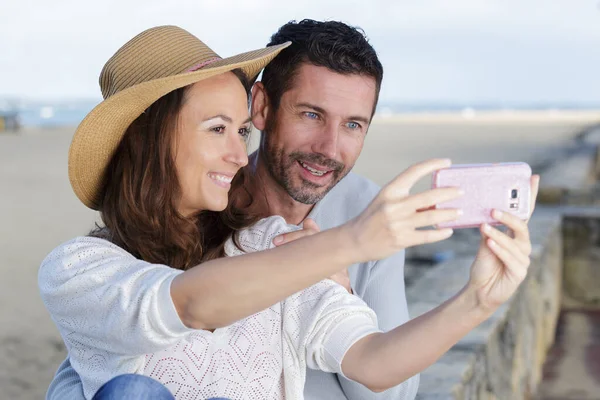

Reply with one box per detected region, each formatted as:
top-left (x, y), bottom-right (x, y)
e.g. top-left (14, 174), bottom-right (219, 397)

top-left (432, 162), bottom-right (532, 229)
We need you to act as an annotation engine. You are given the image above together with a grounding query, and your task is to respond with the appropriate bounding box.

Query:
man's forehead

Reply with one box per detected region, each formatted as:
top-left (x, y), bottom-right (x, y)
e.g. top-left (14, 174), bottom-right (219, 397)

top-left (292, 63), bottom-right (376, 92)
top-left (288, 64), bottom-right (376, 118)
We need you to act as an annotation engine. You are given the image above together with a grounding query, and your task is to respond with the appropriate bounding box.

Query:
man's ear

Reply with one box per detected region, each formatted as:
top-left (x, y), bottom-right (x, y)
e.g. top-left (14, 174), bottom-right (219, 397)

top-left (251, 82), bottom-right (269, 131)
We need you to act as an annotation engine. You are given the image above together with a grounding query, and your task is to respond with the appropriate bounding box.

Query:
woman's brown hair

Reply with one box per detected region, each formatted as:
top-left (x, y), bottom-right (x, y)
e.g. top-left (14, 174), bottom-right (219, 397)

top-left (91, 70), bottom-right (259, 270)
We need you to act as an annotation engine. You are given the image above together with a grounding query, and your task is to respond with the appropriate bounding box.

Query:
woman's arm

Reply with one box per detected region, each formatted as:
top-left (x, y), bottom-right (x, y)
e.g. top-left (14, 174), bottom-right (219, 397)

top-left (172, 222), bottom-right (359, 330)
top-left (171, 159), bottom-right (462, 330)
top-left (341, 285), bottom-right (489, 392)
top-left (341, 177), bottom-right (539, 392)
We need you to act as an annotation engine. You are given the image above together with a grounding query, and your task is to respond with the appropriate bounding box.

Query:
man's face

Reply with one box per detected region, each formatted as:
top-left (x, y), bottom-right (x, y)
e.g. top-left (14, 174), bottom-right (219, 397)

top-left (259, 63), bottom-right (377, 204)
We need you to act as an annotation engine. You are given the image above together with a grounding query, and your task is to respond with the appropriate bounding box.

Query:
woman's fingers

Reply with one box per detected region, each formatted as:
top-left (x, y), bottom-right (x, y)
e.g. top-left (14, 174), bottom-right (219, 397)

top-left (529, 175), bottom-right (540, 218)
top-left (481, 223), bottom-right (530, 265)
top-left (381, 159), bottom-right (452, 200)
top-left (403, 187), bottom-right (464, 212)
top-left (408, 208), bottom-right (462, 229)
top-left (485, 237), bottom-right (529, 281)
top-left (491, 210), bottom-right (531, 256)
top-left (403, 227), bottom-right (455, 247)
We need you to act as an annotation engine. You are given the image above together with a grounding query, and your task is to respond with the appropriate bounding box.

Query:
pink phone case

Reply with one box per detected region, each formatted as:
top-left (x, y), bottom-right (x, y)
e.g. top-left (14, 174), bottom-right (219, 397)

top-left (432, 162), bottom-right (532, 229)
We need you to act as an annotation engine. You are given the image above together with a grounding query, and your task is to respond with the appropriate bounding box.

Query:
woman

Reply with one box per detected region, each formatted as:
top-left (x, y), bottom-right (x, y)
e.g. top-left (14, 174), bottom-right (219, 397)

top-left (40, 25), bottom-right (539, 400)
top-left (39, 25), bottom-right (404, 400)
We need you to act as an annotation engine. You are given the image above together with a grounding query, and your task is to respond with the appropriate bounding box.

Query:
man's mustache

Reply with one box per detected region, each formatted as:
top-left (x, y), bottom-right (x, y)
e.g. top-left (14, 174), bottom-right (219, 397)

top-left (290, 152), bottom-right (344, 172)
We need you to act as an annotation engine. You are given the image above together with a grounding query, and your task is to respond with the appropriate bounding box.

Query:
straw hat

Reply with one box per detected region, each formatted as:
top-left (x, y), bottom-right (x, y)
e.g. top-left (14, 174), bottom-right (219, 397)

top-left (68, 25), bottom-right (290, 210)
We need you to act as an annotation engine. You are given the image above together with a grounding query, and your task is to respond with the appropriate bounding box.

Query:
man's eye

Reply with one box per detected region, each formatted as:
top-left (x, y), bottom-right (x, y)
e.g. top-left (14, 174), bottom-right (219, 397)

top-left (238, 127), bottom-right (251, 138)
top-left (347, 122), bottom-right (361, 130)
top-left (304, 112), bottom-right (319, 120)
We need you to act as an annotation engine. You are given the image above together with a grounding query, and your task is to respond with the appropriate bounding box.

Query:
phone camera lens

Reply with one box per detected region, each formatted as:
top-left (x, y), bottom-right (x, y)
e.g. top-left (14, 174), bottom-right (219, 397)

top-left (511, 189), bottom-right (518, 199)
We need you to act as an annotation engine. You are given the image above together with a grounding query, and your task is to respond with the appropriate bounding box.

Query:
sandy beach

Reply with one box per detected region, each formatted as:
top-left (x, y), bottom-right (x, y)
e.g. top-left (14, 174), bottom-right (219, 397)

top-left (1, 110), bottom-right (599, 399)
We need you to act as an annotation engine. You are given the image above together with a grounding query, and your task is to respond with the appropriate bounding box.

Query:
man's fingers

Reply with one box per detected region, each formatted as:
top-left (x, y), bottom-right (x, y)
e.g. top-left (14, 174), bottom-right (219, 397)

top-left (382, 159), bottom-right (452, 199)
top-left (329, 269), bottom-right (352, 293)
top-left (302, 218), bottom-right (320, 232)
top-left (273, 219), bottom-right (320, 246)
top-left (273, 229), bottom-right (317, 246)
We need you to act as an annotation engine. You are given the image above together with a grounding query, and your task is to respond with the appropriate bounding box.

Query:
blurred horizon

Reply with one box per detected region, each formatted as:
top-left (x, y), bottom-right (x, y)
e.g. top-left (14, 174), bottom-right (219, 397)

top-left (4, 97), bottom-right (600, 128)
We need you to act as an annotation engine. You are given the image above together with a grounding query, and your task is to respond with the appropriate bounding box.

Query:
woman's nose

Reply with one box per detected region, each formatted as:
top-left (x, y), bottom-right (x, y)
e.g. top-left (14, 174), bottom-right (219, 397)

top-left (224, 134), bottom-right (249, 168)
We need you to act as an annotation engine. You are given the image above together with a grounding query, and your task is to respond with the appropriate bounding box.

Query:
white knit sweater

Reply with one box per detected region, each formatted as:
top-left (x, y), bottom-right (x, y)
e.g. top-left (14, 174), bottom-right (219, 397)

top-left (39, 216), bottom-right (381, 400)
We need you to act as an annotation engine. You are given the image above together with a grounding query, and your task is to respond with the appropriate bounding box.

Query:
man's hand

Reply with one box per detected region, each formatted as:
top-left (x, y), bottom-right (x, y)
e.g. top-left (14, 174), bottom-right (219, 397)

top-left (468, 175), bottom-right (541, 312)
top-left (272, 218), bottom-right (320, 246)
top-left (328, 268), bottom-right (353, 293)
top-left (273, 219), bottom-right (352, 293)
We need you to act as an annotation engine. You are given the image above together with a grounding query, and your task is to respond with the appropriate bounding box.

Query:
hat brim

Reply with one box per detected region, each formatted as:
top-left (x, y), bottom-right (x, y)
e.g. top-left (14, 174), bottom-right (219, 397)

top-left (69, 41), bottom-right (290, 210)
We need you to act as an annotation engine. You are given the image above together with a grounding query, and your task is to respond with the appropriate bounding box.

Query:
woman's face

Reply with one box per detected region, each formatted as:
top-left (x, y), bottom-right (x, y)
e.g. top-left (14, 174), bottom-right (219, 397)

top-left (174, 72), bottom-right (250, 216)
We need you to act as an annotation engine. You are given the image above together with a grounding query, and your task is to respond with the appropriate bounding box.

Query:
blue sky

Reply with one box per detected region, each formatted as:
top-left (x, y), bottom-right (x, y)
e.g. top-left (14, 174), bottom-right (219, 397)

top-left (2, 0), bottom-right (600, 104)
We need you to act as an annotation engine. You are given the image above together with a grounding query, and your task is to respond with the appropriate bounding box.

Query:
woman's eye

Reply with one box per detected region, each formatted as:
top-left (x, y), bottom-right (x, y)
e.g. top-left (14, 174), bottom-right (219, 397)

top-left (211, 126), bottom-right (226, 134)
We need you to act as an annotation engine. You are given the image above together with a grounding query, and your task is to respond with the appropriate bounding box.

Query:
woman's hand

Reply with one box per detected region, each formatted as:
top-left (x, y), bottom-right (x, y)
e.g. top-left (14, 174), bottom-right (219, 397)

top-left (346, 159), bottom-right (463, 262)
top-left (467, 175), bottom-right (540, 312)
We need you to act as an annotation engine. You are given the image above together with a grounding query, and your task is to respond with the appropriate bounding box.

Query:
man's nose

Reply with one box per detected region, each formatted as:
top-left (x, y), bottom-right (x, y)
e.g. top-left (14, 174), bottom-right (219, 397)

top-left (311, 121), bottom-right (338, 160)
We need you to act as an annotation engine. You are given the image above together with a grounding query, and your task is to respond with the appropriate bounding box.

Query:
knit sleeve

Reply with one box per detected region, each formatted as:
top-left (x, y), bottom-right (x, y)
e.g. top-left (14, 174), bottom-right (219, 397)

top-left (38, 236), bottom-right (196, 357)
top-left (281, 281), bottom-right (381, 396)
top-left (222, 216), bottom-right (382, 396)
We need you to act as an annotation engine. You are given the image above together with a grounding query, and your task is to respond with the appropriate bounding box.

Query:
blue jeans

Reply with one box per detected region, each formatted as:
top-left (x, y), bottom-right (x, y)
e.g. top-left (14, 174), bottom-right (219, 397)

top-left (92, 374), bottom-right (231, 400)
top-left (92, 374), bottom-right (173, 399)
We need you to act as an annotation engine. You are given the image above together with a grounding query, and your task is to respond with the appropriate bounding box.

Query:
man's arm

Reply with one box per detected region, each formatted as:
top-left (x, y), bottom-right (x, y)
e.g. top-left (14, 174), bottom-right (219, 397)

top-left (336, 250), bottom-right (420, 400)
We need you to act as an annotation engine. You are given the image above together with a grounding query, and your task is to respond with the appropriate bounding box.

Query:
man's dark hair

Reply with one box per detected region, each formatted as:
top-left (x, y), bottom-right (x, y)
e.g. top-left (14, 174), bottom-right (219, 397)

top-left (261, 19), bottom-right (384, 116)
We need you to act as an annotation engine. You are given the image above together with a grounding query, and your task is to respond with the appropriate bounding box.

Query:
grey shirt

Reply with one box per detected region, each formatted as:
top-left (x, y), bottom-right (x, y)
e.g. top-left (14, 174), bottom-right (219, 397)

top-left (45, 172), bottom-right (419, 400)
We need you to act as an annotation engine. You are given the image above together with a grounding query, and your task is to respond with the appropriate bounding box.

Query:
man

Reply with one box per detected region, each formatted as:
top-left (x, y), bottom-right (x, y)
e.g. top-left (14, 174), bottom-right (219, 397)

top-left (244, 19), bottom-right (420, 400)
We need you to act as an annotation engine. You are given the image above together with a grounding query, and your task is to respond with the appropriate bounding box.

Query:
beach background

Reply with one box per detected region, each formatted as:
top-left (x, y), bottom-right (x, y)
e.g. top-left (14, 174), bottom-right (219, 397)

top-left (2, 109), bottom-right (600, 399)
top-left (3, 1), bottom-right (600, 399)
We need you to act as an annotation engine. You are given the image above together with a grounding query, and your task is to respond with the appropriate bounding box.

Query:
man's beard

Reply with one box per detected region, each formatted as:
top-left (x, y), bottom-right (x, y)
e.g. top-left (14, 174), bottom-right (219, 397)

top-left (262, 129), bottom-right (348, 205)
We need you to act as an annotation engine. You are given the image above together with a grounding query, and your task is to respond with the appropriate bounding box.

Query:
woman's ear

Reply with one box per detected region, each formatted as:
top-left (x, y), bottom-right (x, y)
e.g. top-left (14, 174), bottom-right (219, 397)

top-left (251, 82), bottom-right (269, 131)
